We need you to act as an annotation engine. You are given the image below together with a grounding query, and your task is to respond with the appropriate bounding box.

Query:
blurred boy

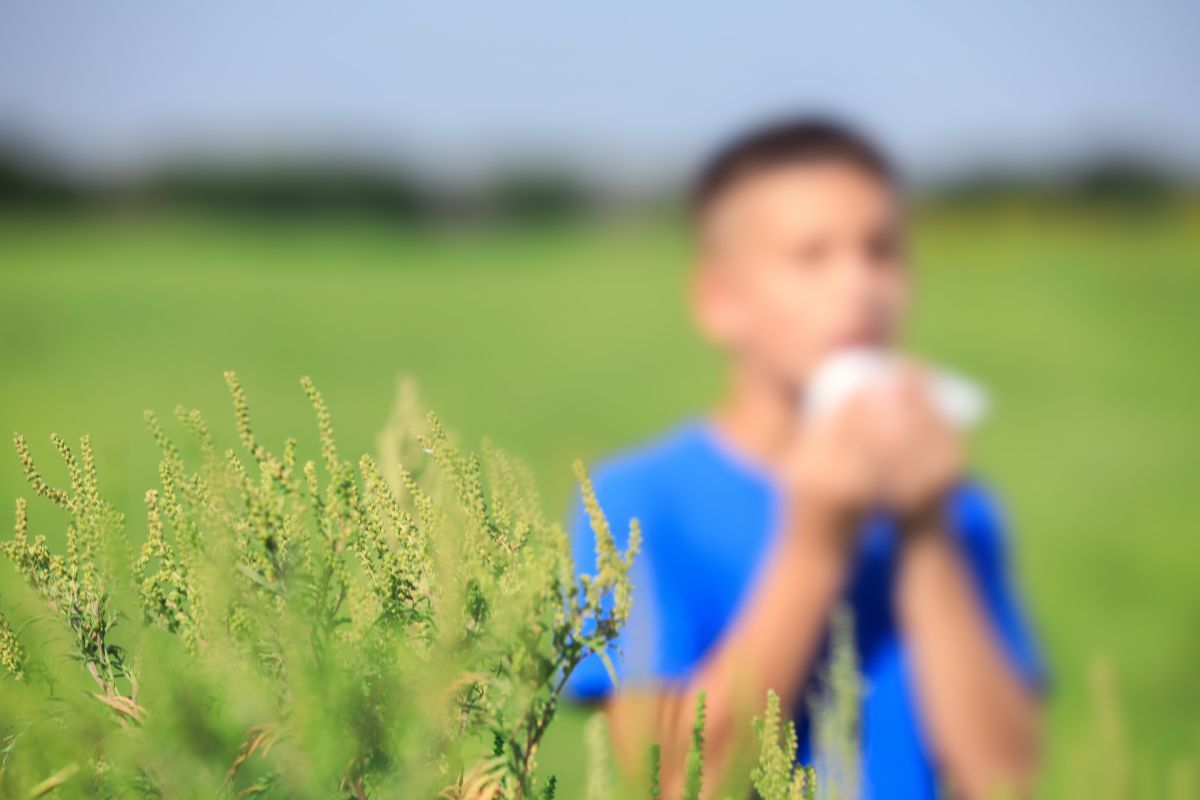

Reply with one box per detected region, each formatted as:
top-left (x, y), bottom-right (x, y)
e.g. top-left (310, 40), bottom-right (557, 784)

top-left (567, 119), bottom-right (1043, 799)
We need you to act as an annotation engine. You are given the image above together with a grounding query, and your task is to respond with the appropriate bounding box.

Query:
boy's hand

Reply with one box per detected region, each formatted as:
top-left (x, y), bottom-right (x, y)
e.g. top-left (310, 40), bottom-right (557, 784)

top-left (788, 360), bottom-right (966, 546)
top-left (784, 392), bottom-right (880, 553)
top-left (874, 363), bottom-right (965, 527)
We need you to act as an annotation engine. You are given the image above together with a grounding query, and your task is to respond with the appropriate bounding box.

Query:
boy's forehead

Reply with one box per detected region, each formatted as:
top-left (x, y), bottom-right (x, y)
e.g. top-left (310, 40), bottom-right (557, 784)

top-left (699, 160), bottom-right (897, 251)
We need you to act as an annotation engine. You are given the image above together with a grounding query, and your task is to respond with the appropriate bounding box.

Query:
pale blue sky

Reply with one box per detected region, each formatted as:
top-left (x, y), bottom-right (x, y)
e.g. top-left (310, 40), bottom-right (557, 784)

top-left (2, 0), bottom-right (1198, 182)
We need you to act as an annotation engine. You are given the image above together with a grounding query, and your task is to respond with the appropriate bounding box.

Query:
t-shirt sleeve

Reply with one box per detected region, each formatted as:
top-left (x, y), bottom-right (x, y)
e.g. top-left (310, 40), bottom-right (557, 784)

top-left (950, 482), bottom-right (1047, 691)
top-left (563, 463), bottom-right (661, 702)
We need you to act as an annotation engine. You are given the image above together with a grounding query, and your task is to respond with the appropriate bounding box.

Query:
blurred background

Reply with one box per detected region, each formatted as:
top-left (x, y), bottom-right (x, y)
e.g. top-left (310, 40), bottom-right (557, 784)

top-left (2, 1), bottom-right (1198, 796)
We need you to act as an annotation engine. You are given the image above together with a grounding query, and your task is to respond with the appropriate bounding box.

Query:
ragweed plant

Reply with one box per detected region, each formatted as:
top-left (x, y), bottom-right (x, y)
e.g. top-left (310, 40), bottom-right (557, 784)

top-left (579, 683), bottom-right (832, 800)
top-left (809, 608), bottom-right (861, 800)
top-left (0, 601), bottom-right (23, 680)
top-left (0, 375), bottom-right (639, 800)
top-left (752, 691), bottom-right (816, 800)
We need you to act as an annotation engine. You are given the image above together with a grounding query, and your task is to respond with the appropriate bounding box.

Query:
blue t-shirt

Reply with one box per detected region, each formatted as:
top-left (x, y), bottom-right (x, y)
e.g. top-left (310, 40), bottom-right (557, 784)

top-left (566, 422), bottom-right (1043, 800)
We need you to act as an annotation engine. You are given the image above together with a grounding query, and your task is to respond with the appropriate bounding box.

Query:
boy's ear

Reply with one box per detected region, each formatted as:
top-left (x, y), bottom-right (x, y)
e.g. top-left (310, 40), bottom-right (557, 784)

top-left (689, 261), bottom-right (743, 347)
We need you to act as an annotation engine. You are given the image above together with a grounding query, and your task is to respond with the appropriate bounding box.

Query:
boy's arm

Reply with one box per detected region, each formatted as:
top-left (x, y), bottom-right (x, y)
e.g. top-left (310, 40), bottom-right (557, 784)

top-left (608, 507), bottom-right (849, 797)
top-left (883, 371), bottom-right (1041, 799)
top-left (897, 522), bottom-right (1041, 799)
top-left (606, 398), bottom-right (876, 798)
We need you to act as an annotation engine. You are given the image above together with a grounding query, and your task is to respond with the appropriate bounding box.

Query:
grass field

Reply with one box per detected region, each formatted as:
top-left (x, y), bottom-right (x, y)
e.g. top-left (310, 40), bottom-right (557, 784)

top-left (1, 209), bottom-right (1198, 796)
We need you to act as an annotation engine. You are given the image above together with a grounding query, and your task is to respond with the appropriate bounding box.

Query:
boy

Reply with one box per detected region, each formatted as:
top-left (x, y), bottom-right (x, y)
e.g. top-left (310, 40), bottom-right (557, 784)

top-left (567, 119), bottom-right (1043, 799)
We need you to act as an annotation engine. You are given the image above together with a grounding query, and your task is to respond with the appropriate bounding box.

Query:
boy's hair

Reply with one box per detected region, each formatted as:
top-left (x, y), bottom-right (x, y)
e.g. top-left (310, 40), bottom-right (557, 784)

top-left (689, 116), bottom-right (897, 220)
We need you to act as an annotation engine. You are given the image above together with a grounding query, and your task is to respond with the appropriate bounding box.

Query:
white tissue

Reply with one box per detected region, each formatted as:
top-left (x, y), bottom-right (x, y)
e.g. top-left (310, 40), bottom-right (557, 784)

top-left (803, 348), bottom-right (989, 429)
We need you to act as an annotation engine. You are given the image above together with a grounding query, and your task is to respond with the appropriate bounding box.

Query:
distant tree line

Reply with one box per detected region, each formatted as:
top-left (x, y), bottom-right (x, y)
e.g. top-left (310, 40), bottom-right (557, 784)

top-left (0, 139), bottom-right (604, 225)
top-left (929, 155), bottom-right (1196, 214)
top-left (0, 137), bottom-right (1194, 223)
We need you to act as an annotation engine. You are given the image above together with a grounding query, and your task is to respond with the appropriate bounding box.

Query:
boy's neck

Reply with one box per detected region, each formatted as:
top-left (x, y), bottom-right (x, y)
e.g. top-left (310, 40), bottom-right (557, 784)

top-left (711, 364), bottom-right (804, 469)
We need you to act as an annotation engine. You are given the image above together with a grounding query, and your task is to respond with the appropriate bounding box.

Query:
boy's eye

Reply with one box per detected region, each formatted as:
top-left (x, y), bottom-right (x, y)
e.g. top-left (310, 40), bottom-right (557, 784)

top-left (866, 230), bottom-right (903, 264)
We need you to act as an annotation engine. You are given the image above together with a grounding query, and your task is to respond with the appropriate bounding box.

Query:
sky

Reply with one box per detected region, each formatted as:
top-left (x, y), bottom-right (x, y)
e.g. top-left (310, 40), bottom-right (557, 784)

top-left (2, 0), bottom-right (1198, 184)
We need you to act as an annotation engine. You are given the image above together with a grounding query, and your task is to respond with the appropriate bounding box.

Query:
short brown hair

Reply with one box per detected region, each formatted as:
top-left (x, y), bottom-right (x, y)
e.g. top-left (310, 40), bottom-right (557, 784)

top-left (690, 116), bottom-right (897, 219)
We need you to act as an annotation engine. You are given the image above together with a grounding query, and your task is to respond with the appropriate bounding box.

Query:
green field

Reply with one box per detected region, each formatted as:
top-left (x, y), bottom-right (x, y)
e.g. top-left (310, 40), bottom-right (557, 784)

top-left (2, 210), bottom-right (1198, 796)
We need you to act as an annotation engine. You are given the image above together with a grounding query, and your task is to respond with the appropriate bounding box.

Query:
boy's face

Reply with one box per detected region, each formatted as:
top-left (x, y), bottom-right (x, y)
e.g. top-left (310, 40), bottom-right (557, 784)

top-left (693, 160), bottom-right (909, 388)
